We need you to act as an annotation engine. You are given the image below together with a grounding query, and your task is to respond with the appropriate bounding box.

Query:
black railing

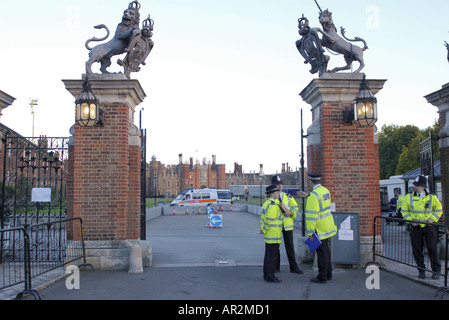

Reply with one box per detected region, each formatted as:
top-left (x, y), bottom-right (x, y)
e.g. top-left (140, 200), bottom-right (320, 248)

top-left (372, 216), bottom-right (448, 298)
top-left (0, 218), bottom-right (93, 300)
top-left (0, 226), bottom-right (37, 298)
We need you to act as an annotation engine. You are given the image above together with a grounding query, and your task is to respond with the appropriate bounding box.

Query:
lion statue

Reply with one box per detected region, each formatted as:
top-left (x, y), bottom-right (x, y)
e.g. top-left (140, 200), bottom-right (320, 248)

top-left (85, 2), bottom-right (141, 75)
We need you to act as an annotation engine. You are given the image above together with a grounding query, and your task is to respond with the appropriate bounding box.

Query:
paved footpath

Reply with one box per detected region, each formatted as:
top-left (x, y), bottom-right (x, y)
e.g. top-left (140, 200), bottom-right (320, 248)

top-left (14, 211), bottom-right (449, 303)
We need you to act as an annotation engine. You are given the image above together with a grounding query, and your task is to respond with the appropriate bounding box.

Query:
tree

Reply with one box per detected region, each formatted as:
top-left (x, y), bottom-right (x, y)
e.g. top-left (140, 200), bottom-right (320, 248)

top-left (378, 124), bottom-right (420, 179)
top-left (395, 122), bottom-right (440, 175)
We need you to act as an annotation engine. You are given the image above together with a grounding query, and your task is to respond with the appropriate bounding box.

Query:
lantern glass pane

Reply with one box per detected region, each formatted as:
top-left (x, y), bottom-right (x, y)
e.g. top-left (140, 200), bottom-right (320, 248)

top-left (76, 103), bottom-right (81, 120)
top-left (356, 102), bottom-right (365, 119)
top-left (90, 103), bottom-right (97, 119)
top-left (365, 102), bottom-right (374, 118)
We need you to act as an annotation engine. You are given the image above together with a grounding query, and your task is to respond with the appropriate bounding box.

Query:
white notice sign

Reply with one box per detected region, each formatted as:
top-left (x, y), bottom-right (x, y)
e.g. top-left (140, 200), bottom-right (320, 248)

top-left (31, 188), bottom-right (52, 202)
top-left (340, 216), bottom-right (351, 230)
top-left (338, 229), bottom-right (354, 241)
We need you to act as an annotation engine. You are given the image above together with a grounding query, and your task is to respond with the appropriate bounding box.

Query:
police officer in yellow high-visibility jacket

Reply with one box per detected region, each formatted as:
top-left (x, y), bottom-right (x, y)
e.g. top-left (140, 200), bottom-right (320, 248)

top-left (271, 175), bottom-right (303, 274)
top-left (260, 184), bottom-right (291, 283)
top-left (301, 173), bottom-right (337, 284)
top-left (401, 175), bottom-right (443, 279)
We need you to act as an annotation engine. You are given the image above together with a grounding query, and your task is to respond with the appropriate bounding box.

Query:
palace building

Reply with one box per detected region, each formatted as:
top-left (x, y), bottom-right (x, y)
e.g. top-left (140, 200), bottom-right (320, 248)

top-left (147, 154), bottom-right (302, 198)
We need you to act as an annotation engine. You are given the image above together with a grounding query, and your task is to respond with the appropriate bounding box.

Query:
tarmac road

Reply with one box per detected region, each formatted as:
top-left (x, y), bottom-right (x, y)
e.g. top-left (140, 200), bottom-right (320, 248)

top-left (26, 211), bottom-right (448, 302)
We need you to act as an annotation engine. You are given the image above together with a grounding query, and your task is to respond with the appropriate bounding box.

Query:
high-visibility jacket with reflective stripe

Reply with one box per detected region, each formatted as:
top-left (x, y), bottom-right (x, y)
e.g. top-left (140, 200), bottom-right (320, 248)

top-left (305, 185), bottom-right (337, 240)
top-left (397, 195), bottom-right (404, 210)
top-left (275, 192), bottom-right (298, 231)
top-left (260, 199), bottom-right (283, 244)
top-left (401, 192), bottom-right (442, 227)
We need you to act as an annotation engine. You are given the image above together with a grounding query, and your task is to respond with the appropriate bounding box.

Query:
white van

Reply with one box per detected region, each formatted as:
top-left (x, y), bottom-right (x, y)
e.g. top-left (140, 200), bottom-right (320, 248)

top-left (217, 189), bottom-right (232, 204)
top-left (170, 188), bottom-right (218, 207)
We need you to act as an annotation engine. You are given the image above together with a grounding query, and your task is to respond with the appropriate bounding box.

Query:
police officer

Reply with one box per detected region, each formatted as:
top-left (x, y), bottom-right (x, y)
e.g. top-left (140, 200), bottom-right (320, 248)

top-left (260, 184), bottom-right (291, 283)
top-left (396, 192), bottom-right (405, 226)
top-left (401, 175), bottom-right (443, 279)
top-left (271, 174), bottom-right (303, 274)
top-left (300, 173), bottom-right (337, 284)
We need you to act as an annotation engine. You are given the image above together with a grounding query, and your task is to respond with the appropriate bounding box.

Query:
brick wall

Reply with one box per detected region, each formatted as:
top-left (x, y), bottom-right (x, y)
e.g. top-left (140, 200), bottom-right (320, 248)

top-left (300, 74), bottom-right (386, 240)
top-left (70, 103), bottom-right (139, 241)
top-left (308, 102), bottom-right (379, 237)
top-left (437, 107), bottom-right (449, 227)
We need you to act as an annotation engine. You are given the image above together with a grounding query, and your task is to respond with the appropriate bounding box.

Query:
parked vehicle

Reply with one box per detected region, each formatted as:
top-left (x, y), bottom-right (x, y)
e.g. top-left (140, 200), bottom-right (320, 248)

top-left (170, 188), bottom-right (218, 207)
top-left (380, 176), bottom-right (406, 212)
top-left (217, 189), bottom-right (232, 204)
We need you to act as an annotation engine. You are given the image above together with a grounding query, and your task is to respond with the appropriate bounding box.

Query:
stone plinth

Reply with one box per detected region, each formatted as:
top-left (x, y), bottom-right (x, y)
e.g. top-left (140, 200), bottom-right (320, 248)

top-left (299, 73), bottom-right (386, 267)
top-left (0, 90), bottom-right (16, 180)
top-left (84, 240), bottom-right (152, 271)
top-left (63, 74), bottom-right (151, 270)
top-left (0, 90), bottom-right (15, 122)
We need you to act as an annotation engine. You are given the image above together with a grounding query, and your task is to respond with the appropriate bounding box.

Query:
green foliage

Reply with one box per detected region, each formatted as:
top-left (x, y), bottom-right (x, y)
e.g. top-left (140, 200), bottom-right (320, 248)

top-left (378, 124), bottom-right (420, 179)
top-left (378, 122), bottom-right (440, 179)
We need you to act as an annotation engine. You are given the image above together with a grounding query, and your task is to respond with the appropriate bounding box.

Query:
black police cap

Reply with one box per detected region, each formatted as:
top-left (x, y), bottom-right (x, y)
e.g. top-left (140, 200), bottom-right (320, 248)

top-left (265, 184), bottom-right (280, 194)
top-left (271, 175), bottom-right (283, 184)
top-left (308, 173), bottom-right (322, 181)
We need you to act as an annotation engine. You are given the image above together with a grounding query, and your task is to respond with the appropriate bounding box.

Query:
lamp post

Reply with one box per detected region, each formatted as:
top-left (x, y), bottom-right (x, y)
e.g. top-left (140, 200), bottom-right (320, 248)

top-left (258, 166), bottom-right (264, 206)
top-left (30, 99), bottom-right (38, 141)
top-left (75, 77), bottom-right (103, 127)
top-left (153, 173), bottom-right (158, 206)
top-left (300, 108), bottom-right (308, 237)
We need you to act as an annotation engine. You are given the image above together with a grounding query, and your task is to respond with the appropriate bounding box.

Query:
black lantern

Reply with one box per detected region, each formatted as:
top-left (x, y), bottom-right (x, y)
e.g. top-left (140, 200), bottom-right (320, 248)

top-left (353, 75), bottom-right (377, 127)
top-left (75, 78), bottom-right (103, 127)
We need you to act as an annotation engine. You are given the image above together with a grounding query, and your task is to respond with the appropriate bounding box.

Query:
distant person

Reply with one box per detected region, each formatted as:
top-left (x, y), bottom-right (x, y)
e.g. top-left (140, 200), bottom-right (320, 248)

top-left (401, 175), bottom-right (442, 279)
top-left (389, 194), bottom-right (398, 213)
top-left (260, 184), bottom-right (292, 283)
top-left (271, 174), bottom-right (303, 274)
top-left (387, 194), bottom-right (398, 225)
top-left (298, 173), bottom-right (337, 284)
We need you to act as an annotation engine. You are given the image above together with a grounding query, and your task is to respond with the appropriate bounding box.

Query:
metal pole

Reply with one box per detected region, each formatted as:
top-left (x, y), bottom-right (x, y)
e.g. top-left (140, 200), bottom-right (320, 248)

top-left (300, 109), bottom-right (308, 237)
top-left (430, 131), bottom-right (435, 194)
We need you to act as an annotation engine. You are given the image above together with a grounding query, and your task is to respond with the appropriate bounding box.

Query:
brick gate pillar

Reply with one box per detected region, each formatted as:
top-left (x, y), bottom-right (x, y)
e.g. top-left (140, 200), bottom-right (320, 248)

top-left (63, 74), bottom-right (151, 270)
top-left (299, 73), bottom-right (386, 267)
top-left (425, 83), bottom-right (449, 228)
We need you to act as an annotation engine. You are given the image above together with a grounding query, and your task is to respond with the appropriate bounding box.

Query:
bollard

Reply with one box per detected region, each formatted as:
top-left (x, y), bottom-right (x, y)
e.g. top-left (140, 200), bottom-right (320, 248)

top-left (198, 207), bottom-right (202, 215)
top-left (128, 243), bottom-right (143, 274)
top-left (173, 207), bottom-right (176, 216)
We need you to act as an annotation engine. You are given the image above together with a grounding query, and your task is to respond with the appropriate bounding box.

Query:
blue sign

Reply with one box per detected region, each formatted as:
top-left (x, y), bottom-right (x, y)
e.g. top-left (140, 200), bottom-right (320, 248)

top-left (210, 214), bottom-right (222, 228)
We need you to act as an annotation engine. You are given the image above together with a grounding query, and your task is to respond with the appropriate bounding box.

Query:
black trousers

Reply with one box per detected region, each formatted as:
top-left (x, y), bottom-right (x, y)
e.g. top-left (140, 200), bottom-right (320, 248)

top-left (410, 225), bottom-right (441, 272)
top-left (263, 243), bottom-right (280, 280)
top-left (276, 230), bottom-right (299, 271)
top-left (316, 238), bottom-right (332, 280)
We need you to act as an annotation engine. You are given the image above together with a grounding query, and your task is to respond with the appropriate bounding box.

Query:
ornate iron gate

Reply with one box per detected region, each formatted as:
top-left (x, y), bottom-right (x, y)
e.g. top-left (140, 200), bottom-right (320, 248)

top-left (1, 132), bottom-right (69, 229)
top-left (420, 132), bottom-right (434, 193)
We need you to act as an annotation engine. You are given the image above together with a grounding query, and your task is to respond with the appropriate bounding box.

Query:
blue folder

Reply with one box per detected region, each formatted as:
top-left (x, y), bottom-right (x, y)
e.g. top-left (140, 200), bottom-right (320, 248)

top-left (305, 233), bottom-right (322, 253)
